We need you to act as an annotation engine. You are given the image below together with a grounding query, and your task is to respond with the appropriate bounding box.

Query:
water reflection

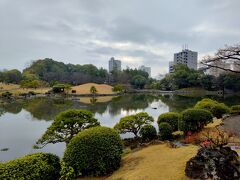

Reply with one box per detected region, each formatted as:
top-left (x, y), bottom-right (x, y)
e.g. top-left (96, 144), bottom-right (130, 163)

top-left (0, 107), bottom-right (5, 117)
top-left (0, 94), bottom-right (240, 162)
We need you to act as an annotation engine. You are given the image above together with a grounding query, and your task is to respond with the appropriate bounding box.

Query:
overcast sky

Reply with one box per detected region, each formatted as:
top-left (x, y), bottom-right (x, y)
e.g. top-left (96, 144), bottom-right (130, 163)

top-left (0, 0), bottom-right (240, 76)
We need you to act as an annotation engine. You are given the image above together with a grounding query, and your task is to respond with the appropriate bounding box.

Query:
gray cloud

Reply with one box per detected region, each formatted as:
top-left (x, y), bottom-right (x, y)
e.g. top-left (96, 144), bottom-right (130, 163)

top-left (0, 0), bottom-right (239, 76)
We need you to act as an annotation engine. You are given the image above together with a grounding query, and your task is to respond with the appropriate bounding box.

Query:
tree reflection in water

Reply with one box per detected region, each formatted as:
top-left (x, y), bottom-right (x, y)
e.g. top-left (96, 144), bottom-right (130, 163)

top-left (0, 94), bottom-right (240, 122)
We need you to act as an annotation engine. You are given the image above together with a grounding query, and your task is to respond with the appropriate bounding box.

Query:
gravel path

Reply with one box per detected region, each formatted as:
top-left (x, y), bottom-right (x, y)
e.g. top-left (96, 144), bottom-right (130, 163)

top-left (223, 115), bottom-right (240, 136)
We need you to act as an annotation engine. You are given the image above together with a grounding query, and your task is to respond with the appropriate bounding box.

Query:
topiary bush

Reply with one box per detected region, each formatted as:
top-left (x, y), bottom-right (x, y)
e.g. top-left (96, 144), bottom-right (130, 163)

top-left (63, 126), bottom-right (123, 177)
top-left (230, 105), bottom-right (240, 115)
top-left (157, 112), bottom-right (180, 131)
top-left (35, 109), bottom-right (100, 147)
top-left (158, 122), bottom-right (173, 140)
top-left (114, 112), bottom-right (154, 138)
top-left (139, 124), bottom-right (157, 141)
top-left (180, 108), bottom-right (213, 133)
top-left (0, 153), bottom-right (61, 180)
top-left (194, 98), bottom-right (229, 119)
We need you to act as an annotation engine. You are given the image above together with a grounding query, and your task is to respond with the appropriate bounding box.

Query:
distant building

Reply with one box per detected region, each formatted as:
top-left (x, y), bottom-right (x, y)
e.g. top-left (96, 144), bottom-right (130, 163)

top-left (169, 48), bottom-right (198, 73)
top-left (139, 65), bottom-right (151, 77)
top-left (109, 57), bottom-right (121, 72)
top-left (169, 61), bottom-right (174, 73)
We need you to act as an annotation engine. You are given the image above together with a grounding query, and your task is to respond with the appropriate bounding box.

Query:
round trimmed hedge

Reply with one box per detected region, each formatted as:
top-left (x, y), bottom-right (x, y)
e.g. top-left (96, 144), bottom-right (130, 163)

top-left (0, 153), bottom-right (60, 180)
top-left (158, 122), bottom-right (173, 140)
top-left (63, 126), bottom-right (123, 177)
top-left (157, 112), bottom-right (180, 131)
top-left (139, 124), bottom-right (157, 141)
top-left (194, 98), bottom-right (229, 119)
top-left (180, 108), bottom-right (213, 133)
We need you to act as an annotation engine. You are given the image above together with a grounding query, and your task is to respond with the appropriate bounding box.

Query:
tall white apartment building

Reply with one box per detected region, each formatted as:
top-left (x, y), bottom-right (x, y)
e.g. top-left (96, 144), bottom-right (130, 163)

top-left (109, 57), bottom-right (121, 72)
top-left (169, 49), bottom-right (198, 73)
top-left (169, 61), bottom-right (174, 73)
top-left (139, 65), bottom-right (151, 77)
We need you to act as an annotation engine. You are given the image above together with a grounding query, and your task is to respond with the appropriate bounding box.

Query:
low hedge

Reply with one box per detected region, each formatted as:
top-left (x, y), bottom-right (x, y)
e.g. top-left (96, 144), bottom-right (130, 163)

top-left (157, 112), bottom-right (180, 131)
top-left (194, 98), bottom-right (229, 119)
top-left (139, 124), bottom-right (157, 141)
top-left (0, 153), bottom-right (61, 180)
top-left (230, 105), bottom-right (240, 114)
top-left (158, 122), bottom-right (173, 140)
top-left (63, 126), bottom-right (123, 177)
top-left (180, 108), bottom-right (213, 133)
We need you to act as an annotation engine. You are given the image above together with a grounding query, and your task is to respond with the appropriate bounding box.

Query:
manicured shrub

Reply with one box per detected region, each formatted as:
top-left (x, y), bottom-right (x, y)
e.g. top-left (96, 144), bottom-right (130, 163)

top-left (112, 84), bottom-right (124, 93)
top-left (114, 112), bottom-right (154, 137)
top-left (194, 98), bottom-right (229, 118)
top-left (63, 126), bottom-right (123, 177)
top-left (139, 124), bottom-right (157, 141)
top-left (180, 108), bottom-right (213, 133)
top-left (158, 122), bottom-right (173, 140)
top-left (0, 153), bottom-right (61, 180)
top-left (230, 105), bottom-right (240, 115)
top-left (157, 112), bottom-right (180, 131)
top-left (35, 109), bottom-right (99, 147)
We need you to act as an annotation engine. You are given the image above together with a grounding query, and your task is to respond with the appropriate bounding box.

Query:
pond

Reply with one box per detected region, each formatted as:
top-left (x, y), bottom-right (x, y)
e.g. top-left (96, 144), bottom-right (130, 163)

top-left (0, 94), bottom-right (240, 162)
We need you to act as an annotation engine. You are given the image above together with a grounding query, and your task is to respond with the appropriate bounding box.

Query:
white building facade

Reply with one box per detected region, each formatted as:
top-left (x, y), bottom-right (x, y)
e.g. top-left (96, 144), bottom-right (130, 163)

top-left (109, 57), bottom-right (121, 72)
top-left (169, 49), bottom-right (198, 73)
top-left (169, 61), bottom-right (174, 73)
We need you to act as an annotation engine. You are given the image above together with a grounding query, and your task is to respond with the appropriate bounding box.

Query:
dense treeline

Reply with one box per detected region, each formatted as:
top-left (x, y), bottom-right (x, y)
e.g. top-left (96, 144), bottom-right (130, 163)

top-left (23, 58), bottom-right (152, 87)
top-left (0, 58), bottom-right (151, 88)
top-left (1, 59), bottom-right (239, 91)
top-left (0, 69), bottom-right (22, 84)
top-left (111, 68), bottom-right (151, 89)
top-left (152, 64), bottom-right (240, 92)
top-left (23, 58), bottom-right (108, 85)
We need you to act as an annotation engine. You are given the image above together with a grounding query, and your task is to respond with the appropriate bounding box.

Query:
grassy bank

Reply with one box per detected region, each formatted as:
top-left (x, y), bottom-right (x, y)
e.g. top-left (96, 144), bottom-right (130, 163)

top-left (107, 144), bottom-right (197, 180)
top-left (0, 83), bottom-right (115, 96)
top-left (0, 83), bottom-right (50, 95)
top-left (71, 83), bottom-right (115, 95)
top-left (175, 87), bottom-right (219, 97)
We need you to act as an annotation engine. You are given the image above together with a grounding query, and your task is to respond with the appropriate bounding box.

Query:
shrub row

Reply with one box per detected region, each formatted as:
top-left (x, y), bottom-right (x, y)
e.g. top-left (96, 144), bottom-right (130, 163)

top-left (230, 105), bottom-right (240, 114)
top-left (157, 112), bottom-right (179, 131)
top-left (180, 108), bottom-right (213, 133)
top-left (157, 109), bottom-right (213, 139)
top-left (158, 122), bottom-right (173, 140)
top-left (139, 124), bottom-right (157, 141)
top-left (1, 99), bottom-right (232, 179)
top-left (0, 153), bottom-right (61, 180)
top-left (157, 98), bottom-right (231, 137)
top-left (1, 127), bottom-right (123, 179)
top-left (194, 98), bottom-right (229, 119)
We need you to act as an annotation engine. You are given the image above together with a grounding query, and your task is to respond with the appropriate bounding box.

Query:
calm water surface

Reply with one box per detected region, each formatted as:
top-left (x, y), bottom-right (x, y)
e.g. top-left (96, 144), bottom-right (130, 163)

top-left (0, 94), bottom-right (239, 162)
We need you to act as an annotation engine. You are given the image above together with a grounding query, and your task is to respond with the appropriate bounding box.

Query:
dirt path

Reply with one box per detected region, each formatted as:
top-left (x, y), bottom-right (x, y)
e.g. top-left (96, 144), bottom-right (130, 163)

top-left (107, 144), bottom-right (198, 180)
top-left (223, 115), bottom-right (240, 136)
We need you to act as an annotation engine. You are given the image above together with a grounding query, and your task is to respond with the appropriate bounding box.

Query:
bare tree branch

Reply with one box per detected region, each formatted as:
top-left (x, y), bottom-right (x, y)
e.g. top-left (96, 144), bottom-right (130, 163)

top-left (201, 44), bottom-right (240, 73)
top-left (201, 62), bottom-right (240, 73)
